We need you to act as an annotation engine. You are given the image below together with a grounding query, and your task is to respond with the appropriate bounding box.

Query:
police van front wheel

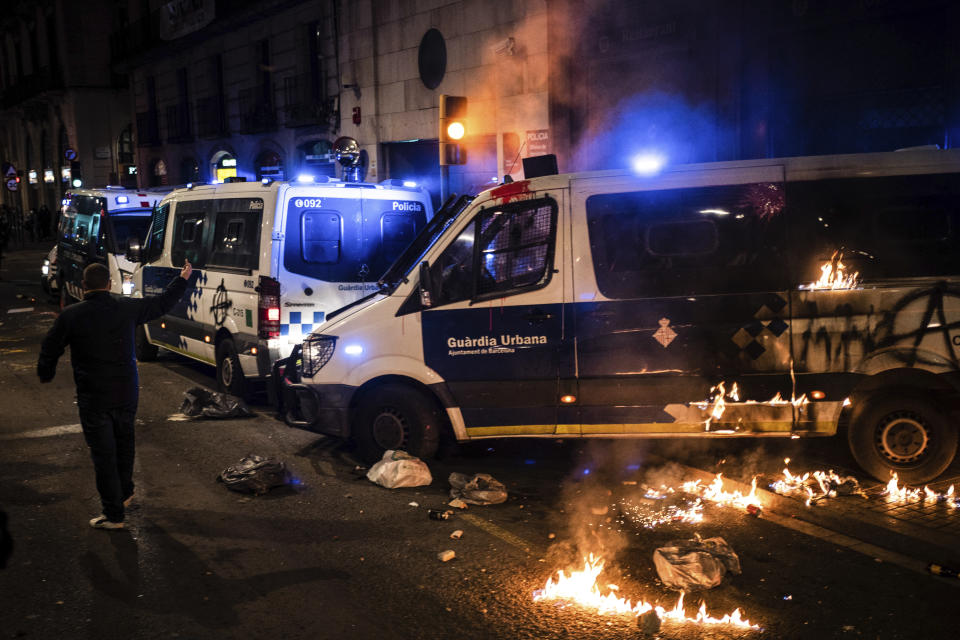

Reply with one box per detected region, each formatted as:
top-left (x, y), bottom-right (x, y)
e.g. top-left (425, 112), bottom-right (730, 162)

top-left (355, 384), bottom-right (441, 464)
top-left (216, 339), bottom-right (246, 399)
top-left (848, 393), bottom-right (958, 485)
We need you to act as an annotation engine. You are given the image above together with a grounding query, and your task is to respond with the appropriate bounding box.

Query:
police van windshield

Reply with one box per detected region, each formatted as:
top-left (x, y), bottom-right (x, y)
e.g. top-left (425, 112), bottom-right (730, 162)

top-left (108, 213), bottom-right (152, 253)
top-left (60, 195), bottom-right (105, 253)
top-left (283, 197), bottom-right (430, 284)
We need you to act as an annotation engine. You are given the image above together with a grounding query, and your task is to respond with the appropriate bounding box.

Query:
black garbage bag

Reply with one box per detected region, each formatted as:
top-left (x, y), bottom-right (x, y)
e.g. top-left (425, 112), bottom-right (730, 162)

top-left (217, 454), bottom-right (291, 495)
top-left (180, 386), bottom-right (254, 419)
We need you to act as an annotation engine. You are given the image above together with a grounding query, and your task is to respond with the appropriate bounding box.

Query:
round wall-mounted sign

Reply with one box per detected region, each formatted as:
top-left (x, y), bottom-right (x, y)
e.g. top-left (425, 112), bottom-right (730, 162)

top-left (418, 28), bottom-right (446, 90)
top-left (6, 178), bottom-right (19, 192)
top-left (64, 148), bottom-right (77, 161)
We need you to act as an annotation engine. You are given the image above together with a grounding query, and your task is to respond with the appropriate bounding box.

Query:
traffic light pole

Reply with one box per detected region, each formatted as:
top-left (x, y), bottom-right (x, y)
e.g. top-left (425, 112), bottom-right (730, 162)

top-left (440, 165), bottom-right (449, 202)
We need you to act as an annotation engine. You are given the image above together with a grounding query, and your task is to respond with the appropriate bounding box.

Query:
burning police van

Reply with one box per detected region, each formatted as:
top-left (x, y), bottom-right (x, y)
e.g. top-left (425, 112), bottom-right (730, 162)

top-left (279, 148), bottom-right (960, 484)
top-left (125, 177), bottom-right (432, 399)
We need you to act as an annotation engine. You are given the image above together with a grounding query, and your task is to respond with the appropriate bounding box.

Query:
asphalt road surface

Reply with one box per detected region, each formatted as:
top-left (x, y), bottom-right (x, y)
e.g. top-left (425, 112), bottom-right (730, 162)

top-left (1, 245), bottom-right (957, 640)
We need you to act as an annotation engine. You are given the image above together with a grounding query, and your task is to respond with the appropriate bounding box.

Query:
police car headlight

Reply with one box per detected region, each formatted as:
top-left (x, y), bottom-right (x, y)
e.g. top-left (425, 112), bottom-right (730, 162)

top-left (42, 261), bottom-right (49, 275)
top-left (301, 334), bottom-right (337, 377)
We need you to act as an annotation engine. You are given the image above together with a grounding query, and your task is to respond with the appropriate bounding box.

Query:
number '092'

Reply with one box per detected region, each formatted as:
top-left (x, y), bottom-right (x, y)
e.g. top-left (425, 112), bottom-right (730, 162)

top-left (293, 198), bottom-right (323, 208)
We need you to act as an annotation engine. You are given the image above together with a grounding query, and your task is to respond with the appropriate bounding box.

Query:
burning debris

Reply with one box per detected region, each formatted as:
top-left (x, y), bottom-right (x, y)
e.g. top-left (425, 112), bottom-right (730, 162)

top-left (800, 250), bottom-right (860, 290)
top-left (533, 554), bottom-right (759, 630)
top-left (682, 474), bottom-right (763, 512)
top-left (653, 535), bottom-right (741, 591)
top-left (616, 486), bottom-right (704, 529)
top-left (690, 381), bottom-right (810, 432)
top-left (770, 459), bottom-right (867, 506)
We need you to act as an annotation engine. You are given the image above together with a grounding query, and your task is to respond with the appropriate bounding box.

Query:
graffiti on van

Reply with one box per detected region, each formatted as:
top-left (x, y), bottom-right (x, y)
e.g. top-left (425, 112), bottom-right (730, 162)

top-left (210, 278), bottom-right (233, 326)
top-left (794, 282), bottom-right (960, 374)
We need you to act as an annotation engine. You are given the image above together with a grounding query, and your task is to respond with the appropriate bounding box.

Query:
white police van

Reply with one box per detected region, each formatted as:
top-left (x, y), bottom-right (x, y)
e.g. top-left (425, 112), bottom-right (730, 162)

top-left (127, 177), bottom-right (432, 399)
top-left (280, 149), bottom-right (960, 484)
top-left (57, 186), bottom-right (170, 305)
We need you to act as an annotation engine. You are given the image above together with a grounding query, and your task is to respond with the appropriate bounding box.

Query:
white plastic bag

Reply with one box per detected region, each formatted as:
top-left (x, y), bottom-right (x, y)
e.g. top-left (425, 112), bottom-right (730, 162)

top-left (366, 450), bottom-right (433, 488)
top-left (653, 536), bottom-right (741, 591)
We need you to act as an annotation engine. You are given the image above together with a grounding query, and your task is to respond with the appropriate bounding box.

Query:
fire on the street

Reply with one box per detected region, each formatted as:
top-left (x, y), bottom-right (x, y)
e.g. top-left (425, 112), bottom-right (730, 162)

top-left (800, 250), bottom-right (860, 290)
top-left (682, 473), bottom-right (763, 511)
top-left (882, 472), bottom-right (959, 507)
top-left (533, 554), bottom-right (760, 630)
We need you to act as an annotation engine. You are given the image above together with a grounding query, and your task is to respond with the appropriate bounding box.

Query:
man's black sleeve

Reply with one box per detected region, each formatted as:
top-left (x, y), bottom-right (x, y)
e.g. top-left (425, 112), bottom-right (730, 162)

top-left (37, 312), bottom-right (69, 382)
top-left (135, 276), bottom-right (188, 326)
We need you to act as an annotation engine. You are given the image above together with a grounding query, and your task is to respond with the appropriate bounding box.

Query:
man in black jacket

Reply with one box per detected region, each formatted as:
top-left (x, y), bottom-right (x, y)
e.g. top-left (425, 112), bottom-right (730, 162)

top-left (37, 260), bottom-right (191, 530)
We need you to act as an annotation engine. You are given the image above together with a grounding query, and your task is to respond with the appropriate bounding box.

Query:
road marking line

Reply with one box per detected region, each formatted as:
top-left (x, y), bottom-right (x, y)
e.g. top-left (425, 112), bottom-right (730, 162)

top-left (460, 513), bottom-right (534, 553)
top-left (0, 423), bottom-right (82, 440)
top-left (7, 307), bottom-right (34, 314)
top-left (760, 509), bottom-right (959, 586)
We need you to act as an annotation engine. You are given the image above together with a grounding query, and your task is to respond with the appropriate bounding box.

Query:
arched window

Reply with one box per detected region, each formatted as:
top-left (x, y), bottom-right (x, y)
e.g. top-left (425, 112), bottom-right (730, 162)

top-left (211, 150), bottom-right (236, 182)
top-left (255, 149), bottom-right (284, 180)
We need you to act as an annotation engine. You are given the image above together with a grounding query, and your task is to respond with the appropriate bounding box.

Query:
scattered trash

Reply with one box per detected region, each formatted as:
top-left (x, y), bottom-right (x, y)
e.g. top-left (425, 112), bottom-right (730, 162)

top-left (429, 509), bottom-right (453, 520)
top-left (927, 562), bottom-right (960, 578)
top-left (746, 503), bottom-right (762, 517)
top-left (217, 454), bottom-right (291, 495)
top-left (450, 530), bottom-right (463, 540)
top-left (637, 609), bottom-right (661, 636)
top-left (408, 501), bottom-right (420, 507)
top-left (366, 450), bottom-right (432, 488)
top-left (448, 498), bottom-right (468, 509)
top-left (438, 550), bottom-right (456, 562)
top-left (653, 535), bottom-right (741, 591)
top-left (180, 386), bottom-right (254, 419)
top-left (448, 472), bottom-right (508, 505)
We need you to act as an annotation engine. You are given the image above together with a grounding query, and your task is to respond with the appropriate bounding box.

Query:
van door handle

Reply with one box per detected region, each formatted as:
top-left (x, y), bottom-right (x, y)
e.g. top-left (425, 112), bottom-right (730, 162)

top-left (525, 310), bottom-right (554, 325)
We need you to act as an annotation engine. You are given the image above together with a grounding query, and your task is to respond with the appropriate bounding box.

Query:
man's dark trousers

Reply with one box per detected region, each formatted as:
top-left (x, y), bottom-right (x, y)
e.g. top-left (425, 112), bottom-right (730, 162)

top-left (79, 406), bottom-right (136, 523)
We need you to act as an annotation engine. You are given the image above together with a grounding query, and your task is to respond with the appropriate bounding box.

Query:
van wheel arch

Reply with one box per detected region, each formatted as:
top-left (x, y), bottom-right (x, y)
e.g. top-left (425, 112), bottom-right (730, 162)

top-left (351, 377), bottom-right (449, 463)
top-left (214, 331), bottom-right (246, 399)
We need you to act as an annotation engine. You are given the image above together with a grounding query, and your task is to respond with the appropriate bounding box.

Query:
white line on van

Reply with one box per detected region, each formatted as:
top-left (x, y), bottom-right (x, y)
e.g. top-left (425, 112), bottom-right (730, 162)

top-left (0, 423), bottom-right (82, 439)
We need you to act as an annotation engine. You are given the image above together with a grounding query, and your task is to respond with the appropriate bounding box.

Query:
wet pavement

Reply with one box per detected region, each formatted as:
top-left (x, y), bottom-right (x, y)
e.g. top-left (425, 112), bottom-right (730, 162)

top-left (2, 244), bottom-right (960, 639)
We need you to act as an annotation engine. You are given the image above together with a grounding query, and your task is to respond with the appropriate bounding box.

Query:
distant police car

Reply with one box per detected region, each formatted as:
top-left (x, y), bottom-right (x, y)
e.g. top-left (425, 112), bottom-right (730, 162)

top-left (57, 186), bottom-right (171, 305)
top-left (40, 244), bottom-right (58, 296)
top-left (280, 148), bottom-right (960, 485)
top-left (125, 177), bottom-right (432, 398)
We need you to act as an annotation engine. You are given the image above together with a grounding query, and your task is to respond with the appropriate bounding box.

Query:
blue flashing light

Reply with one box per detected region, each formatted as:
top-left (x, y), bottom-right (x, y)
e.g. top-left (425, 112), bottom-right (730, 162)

top-left (402, 180), bottom-right (417, 188)
top-left (344, 344), bottom-right (363, 355)
top-left (631, 152), bottom-right (666, 176)
top-left (115, 195), bottom-right (129, 204)
top-left (524, 459), bottom-right (537, 465)
top-left (261, 177), bottom-right (271, 185)
top-left (297, 173), bottom-right (314, 183)
top-left (626, 463), bottom-right (641, 471)
top-left (582, 468), bottom-right (591, 475)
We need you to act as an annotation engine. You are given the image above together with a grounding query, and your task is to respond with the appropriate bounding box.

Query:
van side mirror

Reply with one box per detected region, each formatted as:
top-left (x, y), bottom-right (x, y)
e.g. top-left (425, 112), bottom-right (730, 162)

top-left (418, 261), bottom-right (434, 308)
top-left (126, 237), bottom-right (142, 263)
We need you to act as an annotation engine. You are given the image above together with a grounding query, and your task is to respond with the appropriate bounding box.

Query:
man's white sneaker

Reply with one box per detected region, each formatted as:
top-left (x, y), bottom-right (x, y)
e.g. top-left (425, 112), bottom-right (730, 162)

top-left (89, 515), bottom-right (124, 530)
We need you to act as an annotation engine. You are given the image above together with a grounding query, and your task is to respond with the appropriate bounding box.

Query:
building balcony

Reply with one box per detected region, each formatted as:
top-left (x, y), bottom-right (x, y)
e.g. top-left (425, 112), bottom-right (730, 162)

top-left (0, 69), bottom-right (63, 109)
top-left (165, 103), bottom-right (193, 143)
top-left (282, 73), bottom-right (327, 129)
top-left (136, 111), bottom-right (161, 147)
top-left (237, 85), bottom-right (276, 134)
top-left (196, 95), bottom-right (228, 138)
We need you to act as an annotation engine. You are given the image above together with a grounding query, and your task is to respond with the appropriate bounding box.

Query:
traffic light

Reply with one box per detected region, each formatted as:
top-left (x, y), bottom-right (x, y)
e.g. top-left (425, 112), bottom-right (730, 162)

top-left (439, 94), bottom-right (467, 166)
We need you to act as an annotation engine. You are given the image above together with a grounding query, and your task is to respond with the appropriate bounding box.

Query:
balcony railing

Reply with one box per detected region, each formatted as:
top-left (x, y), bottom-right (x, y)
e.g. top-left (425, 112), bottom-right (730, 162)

top-left (136, 110), bottom-right (160, 146)
top-left (165, 103), bottom-right (193, 142)
top-left (196, 94), bottom-right (228, 138)
top-left (237, 85), bottom-right (277, 133)
top-left (282, 73), bottom-right (325, 128)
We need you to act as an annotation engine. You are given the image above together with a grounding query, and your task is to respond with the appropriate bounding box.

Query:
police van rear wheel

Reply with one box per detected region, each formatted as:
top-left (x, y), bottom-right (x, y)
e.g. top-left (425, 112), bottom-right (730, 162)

top-left (135, 325), bottom-right (158, 362)
top-left (355, 384), bottom-right (441, 463)
top-left (848, 393), bottom-right (957, 485)
top-left (216, 339), bottom-right (246, 398)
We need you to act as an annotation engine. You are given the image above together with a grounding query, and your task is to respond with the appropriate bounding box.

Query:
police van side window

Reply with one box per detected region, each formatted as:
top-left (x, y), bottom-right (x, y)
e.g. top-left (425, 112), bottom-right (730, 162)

top-left (586, 183), bottom-right (788, 299)
top-left (207, 198), bottom-right (264, 270)
top-left (171, 200), bottom-right (211, 268)
top-left (430, 197), bottom-right (558, 306)
top-left (787, 173), bottom-right (960, 281)
top-left (301, 212), bottom-right (341, 264)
